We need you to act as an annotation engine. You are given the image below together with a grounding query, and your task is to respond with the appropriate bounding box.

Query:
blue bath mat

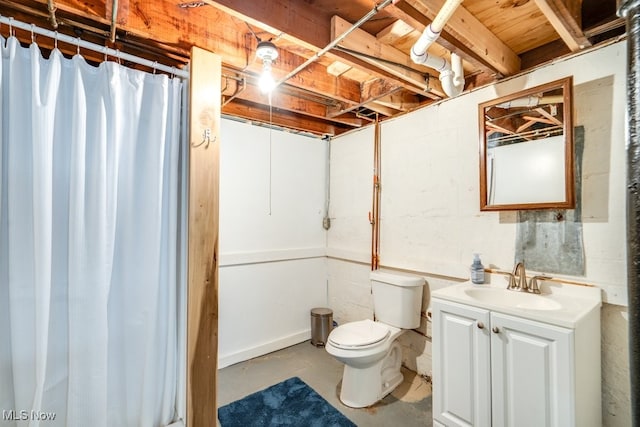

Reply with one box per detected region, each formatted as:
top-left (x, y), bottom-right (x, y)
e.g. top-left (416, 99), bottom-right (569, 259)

top-left (218, 376), bottom-right (356, 427)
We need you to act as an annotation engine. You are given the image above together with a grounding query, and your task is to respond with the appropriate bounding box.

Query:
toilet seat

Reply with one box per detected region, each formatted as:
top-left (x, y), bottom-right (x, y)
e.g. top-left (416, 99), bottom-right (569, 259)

top-left (328, 319), bottom-right (390, 350)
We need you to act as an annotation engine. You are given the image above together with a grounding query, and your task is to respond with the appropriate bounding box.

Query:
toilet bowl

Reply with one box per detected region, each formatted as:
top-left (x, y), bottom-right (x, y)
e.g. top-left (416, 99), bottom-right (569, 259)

top-left (325, 271), bottom-right (425, 408)
top-left (325, 319), bottom-right (405, 408)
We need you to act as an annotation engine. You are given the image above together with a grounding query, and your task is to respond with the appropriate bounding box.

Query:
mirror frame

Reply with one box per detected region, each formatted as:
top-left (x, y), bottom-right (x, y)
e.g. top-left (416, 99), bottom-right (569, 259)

top-left (478, 76), bottom-right (575, 211)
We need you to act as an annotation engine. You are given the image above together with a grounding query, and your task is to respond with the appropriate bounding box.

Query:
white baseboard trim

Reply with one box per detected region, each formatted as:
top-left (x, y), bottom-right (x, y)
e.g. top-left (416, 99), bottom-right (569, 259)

top-left (218, 329), bottom-right (311, 369)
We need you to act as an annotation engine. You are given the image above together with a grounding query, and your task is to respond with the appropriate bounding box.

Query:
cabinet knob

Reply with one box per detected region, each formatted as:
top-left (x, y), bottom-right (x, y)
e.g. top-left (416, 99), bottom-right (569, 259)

top-left (477, 322), bottom-right (485, 329)
top-left (492, 326), bottom-right (500, 334)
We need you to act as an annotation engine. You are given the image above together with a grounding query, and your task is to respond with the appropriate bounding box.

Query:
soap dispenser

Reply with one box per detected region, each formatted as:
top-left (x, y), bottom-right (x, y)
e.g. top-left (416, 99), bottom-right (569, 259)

top-left (470, 253), bottom-right (485, 284)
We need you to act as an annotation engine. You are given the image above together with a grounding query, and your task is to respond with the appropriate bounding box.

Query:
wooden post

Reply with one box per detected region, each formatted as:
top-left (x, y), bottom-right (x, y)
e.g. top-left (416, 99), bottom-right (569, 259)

top-left (187, 46), bottom-right (221, 426)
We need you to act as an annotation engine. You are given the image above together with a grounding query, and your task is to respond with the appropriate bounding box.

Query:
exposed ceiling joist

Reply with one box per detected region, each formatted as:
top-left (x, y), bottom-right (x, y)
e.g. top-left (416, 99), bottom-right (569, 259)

top-left (204, 0), bottom-right (440, 102)
top-left (387, 0), bottom-right (500, 78)
top-left (222, 99), bottom-right (345, 136)
top-left (331, 15), bottom-right (444, 98)
top-left (226, 82), bottom-right (364, 127)
top-left (376, 19), bottom-right (416, 44)
top-left (534, 0), bottom-right (592, 51)
top-left (408, 0), bottom-right (521, 76)
top-left (0, 0), bottom-right (624, 137)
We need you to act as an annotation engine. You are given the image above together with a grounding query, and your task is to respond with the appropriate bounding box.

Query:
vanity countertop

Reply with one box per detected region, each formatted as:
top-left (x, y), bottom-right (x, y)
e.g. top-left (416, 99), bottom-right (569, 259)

top-left (431, 276), bottom-right (602, 328)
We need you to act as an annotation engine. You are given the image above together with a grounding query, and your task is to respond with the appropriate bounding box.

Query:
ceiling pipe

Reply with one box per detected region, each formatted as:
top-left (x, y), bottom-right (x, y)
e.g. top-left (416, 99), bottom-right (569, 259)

top-left (110, 0), bottom-right (118, 43)
top-left (496, 95), bottom-right (564, 109)
top-left (410, 0), bottom-right (465, 98)
top-left (274, 0), bottom-right (396, 90)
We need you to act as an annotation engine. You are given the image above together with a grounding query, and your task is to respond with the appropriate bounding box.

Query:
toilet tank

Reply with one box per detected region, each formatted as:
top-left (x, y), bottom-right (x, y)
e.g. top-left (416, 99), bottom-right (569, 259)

top-left (370, 271), bottom-right (425, 329)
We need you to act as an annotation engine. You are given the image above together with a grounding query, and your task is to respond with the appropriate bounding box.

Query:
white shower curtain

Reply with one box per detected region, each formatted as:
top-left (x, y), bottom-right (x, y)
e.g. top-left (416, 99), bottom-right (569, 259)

top-left (0, 35), bottom-right (185, 427)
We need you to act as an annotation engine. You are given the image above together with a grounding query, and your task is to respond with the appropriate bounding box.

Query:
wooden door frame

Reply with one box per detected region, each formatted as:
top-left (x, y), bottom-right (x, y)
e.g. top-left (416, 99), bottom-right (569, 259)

top-left (186, 46), bottom-right (221, 427)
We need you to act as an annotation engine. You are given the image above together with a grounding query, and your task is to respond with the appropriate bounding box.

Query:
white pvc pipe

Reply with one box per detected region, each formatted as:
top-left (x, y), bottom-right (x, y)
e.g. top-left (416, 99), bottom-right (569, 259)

top-left (431, 0), bottom-right (464, 34)
top-left (409, 0), bottom-right (465, 98)
top-left (439, 53), bottom-right (464, 98)
top-left (496, 95), bottom-right (564, 109)
top-left (0, 16), bottom-right (189, 79)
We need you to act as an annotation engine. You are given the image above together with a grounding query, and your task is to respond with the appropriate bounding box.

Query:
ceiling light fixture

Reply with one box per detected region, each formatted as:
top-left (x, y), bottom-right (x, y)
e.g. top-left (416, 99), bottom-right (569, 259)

top-left (256, 40), bottom-right (278, 94)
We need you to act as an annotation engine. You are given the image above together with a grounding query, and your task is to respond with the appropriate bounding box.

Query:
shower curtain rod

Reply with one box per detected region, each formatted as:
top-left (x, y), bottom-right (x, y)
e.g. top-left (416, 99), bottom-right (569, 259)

top-left (0, 16), bottom-right (189, 79)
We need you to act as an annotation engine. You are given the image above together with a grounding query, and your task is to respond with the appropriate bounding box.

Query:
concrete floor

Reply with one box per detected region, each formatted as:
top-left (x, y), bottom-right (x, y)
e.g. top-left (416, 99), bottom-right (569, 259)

top-left (217, 341), bottom-right (433, 426)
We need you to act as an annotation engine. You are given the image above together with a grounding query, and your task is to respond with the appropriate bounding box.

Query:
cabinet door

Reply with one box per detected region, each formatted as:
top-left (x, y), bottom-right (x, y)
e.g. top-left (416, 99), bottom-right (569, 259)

top-left (490, 312), bottom-right (573, 427)
top-left (432, 299), bottom-right (491, 427)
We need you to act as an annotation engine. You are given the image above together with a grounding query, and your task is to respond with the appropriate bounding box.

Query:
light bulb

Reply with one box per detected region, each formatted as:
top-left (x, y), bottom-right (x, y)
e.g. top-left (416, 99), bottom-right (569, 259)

top-left (259, 65), bottom-right (276, 94)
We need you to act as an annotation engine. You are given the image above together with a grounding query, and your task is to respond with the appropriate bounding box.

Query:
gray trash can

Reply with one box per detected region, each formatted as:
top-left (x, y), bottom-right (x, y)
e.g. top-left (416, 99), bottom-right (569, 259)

top-left (310, 307), bottom-right (333, 347)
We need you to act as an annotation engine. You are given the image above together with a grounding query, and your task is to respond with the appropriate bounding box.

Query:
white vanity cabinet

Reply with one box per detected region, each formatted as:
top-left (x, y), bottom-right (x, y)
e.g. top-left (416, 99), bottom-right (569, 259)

top-left (431, 285), bottom-right (601, 427)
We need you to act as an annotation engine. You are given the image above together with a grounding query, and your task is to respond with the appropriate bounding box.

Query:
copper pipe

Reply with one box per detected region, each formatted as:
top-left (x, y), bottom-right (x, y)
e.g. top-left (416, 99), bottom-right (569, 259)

top-left (371, 114), bottom-right (381, 270)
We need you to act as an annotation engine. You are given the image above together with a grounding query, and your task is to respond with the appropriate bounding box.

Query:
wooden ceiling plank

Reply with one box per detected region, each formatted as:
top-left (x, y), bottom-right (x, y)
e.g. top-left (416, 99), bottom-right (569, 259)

top-left (534, 0), bottom-right (592, 51)
top-left (331, 15), bottom-right (445, 98)
top-left (409, 0), bottom-right (520, 76)
top-left (202, 0), bottom-right (328, 53)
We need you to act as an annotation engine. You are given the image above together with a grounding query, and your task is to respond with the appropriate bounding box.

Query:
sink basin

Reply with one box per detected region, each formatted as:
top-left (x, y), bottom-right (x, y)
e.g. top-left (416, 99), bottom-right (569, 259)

top-left (431, 278), bottom-right (602, 328)
top-left (464, 287), bottom-right (563, 311)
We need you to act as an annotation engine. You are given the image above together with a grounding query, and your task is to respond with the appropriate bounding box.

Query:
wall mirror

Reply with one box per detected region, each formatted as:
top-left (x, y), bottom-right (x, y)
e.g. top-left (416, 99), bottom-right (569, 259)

top-left (479, 77), bottom-right (574, 211)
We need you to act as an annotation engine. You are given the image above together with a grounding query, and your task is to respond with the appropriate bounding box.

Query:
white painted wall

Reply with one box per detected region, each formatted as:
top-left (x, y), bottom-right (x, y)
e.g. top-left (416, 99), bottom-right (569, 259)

top-left (218, 118), bottom-right (328, 368)
top-left (328, 40), bottom-right (630, 426)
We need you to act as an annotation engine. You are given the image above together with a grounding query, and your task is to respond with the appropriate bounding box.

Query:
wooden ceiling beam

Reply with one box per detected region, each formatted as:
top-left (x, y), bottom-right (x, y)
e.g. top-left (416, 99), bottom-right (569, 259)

top-left (374, 91), bottom-right (421, 111)
top-left (229, 82), bottom-right (364, 127)
top-left (408, 0), bottom-right (521, 76)
top-left (376, 19), bottom-right (415, 44)
top-left (534, 0), bottom-right (592, 51)
top-left (331, 15), bottom-right (445, 98)
top-left (328, 79), bottom-right (411, 118)
top-left (204, 0), bottom-right (436, 99)
top-left (222, 100), bottom-right (348, 136)
top-left (387, 0), bottom-right (500, 78)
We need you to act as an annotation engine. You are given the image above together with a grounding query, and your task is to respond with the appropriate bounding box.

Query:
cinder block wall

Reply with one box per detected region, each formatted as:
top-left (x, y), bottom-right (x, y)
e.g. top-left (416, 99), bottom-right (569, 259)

top-left (327, 40), bottom-right (629, 426)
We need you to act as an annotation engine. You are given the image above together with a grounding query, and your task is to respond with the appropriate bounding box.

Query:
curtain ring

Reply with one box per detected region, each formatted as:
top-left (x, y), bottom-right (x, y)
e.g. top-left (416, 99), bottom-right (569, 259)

top-left (30, 24), bottom-right (36, 43)
top-left (103, 45), bottom-right (108, 62)
top-left (76, 37), bottom-right (81, 55)
top-left (8, 17), bottom-right (14, 37)
top-left (115, 49), bottom-right (121, 64)
top-left (54, 31), bottom-right (58, 50)
top-left (153, 61), bottom-right (158, 74)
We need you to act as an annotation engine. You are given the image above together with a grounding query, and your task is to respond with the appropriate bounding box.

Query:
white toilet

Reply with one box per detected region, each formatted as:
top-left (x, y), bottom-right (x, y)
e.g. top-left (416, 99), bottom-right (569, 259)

top-left (325, 270), bottom-right (425, 408)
